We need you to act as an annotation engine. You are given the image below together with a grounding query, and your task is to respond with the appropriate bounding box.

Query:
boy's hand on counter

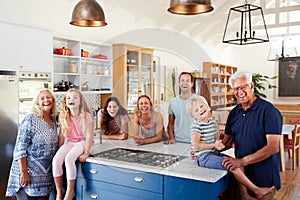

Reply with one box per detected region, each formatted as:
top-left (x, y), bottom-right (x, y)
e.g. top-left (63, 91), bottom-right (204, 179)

top-left (190, 151), bottom-right (196, 160)
top-left (214, 139), bottom-right (225, 151)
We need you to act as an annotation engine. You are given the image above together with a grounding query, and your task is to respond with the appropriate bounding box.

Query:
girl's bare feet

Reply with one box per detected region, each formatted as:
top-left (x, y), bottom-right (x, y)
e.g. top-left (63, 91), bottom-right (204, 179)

top-left (56, 188), bottom-right (63, 200)
top-left (63, 191), bottom-right (75, 200)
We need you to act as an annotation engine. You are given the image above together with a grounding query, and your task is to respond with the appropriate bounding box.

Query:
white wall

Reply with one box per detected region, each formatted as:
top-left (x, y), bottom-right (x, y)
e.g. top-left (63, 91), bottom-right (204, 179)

top-left (199, 38), bottom-right (300, 104)
top-left (1, 0), bottom-right (298, 104)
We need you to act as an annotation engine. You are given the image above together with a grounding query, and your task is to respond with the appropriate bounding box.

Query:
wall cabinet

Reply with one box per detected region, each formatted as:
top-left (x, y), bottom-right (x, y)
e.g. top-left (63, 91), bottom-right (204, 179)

top-left (105, 44), bottom-right (153, 112)
top-left (53, 37), bottom-right (112, 94)
top-left (16, 25), bottom-right (52, 72)
top-left (0, 22), bottom-right (16, 68)
top-left (203, 62), bottom-right (238, 110)
top-left (0, 21), bottom-right (52, 71)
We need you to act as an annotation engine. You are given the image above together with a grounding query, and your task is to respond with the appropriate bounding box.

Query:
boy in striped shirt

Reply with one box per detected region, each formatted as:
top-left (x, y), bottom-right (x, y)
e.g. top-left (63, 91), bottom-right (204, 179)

top-left (186, 97), bottom-right (275, 200)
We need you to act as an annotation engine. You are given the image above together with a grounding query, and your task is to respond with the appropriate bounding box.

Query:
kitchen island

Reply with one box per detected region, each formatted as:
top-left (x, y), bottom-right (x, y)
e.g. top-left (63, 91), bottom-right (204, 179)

top-left (76, 139), bottom-right (233, 200)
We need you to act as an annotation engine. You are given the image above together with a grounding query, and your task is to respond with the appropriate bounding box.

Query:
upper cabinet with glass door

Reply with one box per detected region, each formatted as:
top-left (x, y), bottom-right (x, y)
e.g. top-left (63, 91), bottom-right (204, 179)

top-left (111, 44), bottom-right (153, 113)
top-left (53, 36), bottom-right (112, 94)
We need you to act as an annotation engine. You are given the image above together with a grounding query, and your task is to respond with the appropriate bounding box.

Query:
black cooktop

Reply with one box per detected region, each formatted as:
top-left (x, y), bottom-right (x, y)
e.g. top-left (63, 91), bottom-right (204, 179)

top-left (92, 148), bottom-right (187, 168)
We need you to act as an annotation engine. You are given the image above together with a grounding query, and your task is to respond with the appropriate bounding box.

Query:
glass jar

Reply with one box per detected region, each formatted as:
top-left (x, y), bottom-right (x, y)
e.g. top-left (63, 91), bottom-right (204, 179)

top-left (69, 60), bottom-right (77, 73)
top-left (97, 63), bottom-right (104, 75)
top-left (81, 61), bottom-right (86, 74)
top-left (86, 62), bottom-right (93, 74)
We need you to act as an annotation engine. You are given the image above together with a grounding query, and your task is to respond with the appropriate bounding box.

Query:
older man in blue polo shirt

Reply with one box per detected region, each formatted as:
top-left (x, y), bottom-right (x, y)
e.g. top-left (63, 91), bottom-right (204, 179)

top-left (222, 72), bottom-right (282, 200)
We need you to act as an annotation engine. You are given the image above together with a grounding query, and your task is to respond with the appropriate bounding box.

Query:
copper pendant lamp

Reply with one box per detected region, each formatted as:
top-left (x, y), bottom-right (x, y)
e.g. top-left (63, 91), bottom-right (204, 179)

top-left (168, 0), bottom-right (214, 15)
top-left (70, 0), bottom-right (107, 27)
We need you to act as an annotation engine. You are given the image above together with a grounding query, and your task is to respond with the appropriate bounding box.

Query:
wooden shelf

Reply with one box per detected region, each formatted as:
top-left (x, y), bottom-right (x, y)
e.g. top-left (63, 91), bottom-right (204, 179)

top-left (203, 62), bottom-right (238, 111)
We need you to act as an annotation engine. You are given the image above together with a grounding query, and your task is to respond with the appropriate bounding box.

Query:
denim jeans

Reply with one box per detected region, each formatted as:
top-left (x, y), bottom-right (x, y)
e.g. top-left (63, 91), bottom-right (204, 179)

top-left (196, 149), bottom-right (227, 170)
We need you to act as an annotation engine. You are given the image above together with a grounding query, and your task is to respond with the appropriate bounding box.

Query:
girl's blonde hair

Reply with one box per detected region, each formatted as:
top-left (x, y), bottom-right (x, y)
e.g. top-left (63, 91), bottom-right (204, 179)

top-left (31, 88), bottom-right (58, 119)
top-left (59, 88), bottom-right (92, 136)
top-left (186, 97), bottom-right (205, 117)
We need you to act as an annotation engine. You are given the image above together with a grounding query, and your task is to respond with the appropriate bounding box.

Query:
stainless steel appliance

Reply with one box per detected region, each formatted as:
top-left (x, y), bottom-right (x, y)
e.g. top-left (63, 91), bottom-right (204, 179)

top-left (0, 70), bottom-right (18, 199)
top-left (19, 71), bottom-right (52, 124)
top-left (92, 148), bottom-right (187, 168)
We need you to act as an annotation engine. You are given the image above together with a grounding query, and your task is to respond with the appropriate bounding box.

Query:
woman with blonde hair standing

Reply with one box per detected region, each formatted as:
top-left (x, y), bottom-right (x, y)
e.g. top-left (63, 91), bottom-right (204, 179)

top-left (6, 89), bottom-right (58, 200)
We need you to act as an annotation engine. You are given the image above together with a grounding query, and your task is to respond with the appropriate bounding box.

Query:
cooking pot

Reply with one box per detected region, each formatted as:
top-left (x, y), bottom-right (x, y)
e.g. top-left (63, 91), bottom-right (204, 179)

top-left (81, 49), bottom-right (89, 57)
top-left (55, 47), bottom-right (72, 56)
top-left (92, 54), bottom-right (107, 59)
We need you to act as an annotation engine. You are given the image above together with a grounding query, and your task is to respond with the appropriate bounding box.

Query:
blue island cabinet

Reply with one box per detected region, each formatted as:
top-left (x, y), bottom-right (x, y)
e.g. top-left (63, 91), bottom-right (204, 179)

top-left (76, 162), bottom-right (163, 200)
top-left (164, 175), bottom-right (229, 200)
top-left (76, 162), bottom-right (229, 200)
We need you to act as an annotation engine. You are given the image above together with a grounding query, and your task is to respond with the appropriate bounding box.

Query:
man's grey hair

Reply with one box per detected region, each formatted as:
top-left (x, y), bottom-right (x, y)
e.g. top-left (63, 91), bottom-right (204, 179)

top-left (228, 72), bottom-right (252, 88)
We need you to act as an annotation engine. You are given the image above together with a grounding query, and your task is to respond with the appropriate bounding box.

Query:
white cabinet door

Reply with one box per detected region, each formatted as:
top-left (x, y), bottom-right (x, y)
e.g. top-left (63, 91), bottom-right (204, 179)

top-left (0, 22), bottom-right (16, 69)
top-left (15, 25), bottom-right (52, 72)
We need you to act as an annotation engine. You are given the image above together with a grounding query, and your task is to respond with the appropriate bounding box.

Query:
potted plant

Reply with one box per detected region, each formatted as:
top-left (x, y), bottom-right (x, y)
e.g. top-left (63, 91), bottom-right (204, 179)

top-left (252, 73), bottom-right (277, 98)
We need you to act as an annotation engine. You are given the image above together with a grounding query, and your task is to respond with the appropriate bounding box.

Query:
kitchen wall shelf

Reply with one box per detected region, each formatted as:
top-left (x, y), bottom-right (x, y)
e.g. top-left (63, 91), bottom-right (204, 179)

top-left (53, 36), bottom-right (112, 94)
top-left (203, 62), bottom-right (238, 111)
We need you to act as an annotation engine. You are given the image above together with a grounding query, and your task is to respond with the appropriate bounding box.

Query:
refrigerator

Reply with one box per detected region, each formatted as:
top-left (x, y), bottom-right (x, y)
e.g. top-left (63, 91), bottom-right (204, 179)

top-left (0, 70), bottom-right (18, 200)
top-left (0, 70), bottom-right (52, 199)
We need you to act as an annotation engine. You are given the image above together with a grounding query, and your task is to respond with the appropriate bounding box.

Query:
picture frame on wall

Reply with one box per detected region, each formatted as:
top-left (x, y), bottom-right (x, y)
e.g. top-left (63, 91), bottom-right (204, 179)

top-left (278, 57), bottom-right (300, 97)
top-left (164, 65), bottom-right (178, 101)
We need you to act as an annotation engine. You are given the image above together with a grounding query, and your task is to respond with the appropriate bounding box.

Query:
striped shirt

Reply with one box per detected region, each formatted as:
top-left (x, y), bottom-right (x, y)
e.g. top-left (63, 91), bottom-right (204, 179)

top-left (190, 118), bottom-right (217, 156)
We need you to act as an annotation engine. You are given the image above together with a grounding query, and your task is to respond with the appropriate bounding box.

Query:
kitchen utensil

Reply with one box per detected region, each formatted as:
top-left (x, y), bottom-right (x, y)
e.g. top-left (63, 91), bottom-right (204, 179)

top-left (81, 49), bottom-right (89, 57)
top-left (92, 54), bottom-right (107, 59)
top-left (81, 81), bottom-right (89, 91)
top-left (54, 47), bottom-right (72, 56)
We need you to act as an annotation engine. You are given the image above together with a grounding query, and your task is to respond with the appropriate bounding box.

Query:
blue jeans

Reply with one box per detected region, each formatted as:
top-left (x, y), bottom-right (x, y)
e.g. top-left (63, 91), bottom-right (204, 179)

top-left (196, 149), bottom-right (227, 170)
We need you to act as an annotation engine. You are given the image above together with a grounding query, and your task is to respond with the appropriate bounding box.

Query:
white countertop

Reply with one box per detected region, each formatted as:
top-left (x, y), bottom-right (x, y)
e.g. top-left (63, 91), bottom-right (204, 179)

top-left (87, 139), bottom-right (231, 183)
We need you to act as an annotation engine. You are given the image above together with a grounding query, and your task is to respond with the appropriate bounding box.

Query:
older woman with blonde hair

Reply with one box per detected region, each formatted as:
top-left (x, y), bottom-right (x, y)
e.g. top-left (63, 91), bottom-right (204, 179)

top-left (6, 89), bottom-right (58, 200)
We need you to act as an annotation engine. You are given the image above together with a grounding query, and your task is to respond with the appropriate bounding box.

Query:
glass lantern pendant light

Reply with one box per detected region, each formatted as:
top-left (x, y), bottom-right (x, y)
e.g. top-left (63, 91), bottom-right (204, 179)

top-left (70, 0), bottom-right (107, 27)
top-left (168, 0), bottom-right (214, 15)
top-left (222, 1), bottom-right (269, 45)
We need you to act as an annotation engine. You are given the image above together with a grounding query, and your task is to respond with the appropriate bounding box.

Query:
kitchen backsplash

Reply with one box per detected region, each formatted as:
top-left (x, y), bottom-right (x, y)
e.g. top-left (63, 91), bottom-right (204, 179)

top-left (54, 93), bottom-right (100, 112)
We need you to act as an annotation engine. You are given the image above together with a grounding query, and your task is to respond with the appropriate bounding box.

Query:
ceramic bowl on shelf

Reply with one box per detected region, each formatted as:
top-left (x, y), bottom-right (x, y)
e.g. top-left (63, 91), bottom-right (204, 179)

top-left (92, 54), bottom-right (107, 59)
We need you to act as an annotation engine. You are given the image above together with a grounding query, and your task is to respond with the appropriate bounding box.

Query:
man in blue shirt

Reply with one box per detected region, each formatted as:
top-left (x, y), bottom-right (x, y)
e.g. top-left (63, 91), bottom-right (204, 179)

top-left (164, 72), bottom-right (210, 144)
top-left (222, 72), bottom-right (282, 199)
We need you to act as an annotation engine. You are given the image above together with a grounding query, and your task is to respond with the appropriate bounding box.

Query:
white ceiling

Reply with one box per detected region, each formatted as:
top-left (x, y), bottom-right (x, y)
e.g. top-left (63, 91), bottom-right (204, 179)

top-left (1, 0), bottom-right (299, 50)
top-left (101, 0), bottom-right (300, 42)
